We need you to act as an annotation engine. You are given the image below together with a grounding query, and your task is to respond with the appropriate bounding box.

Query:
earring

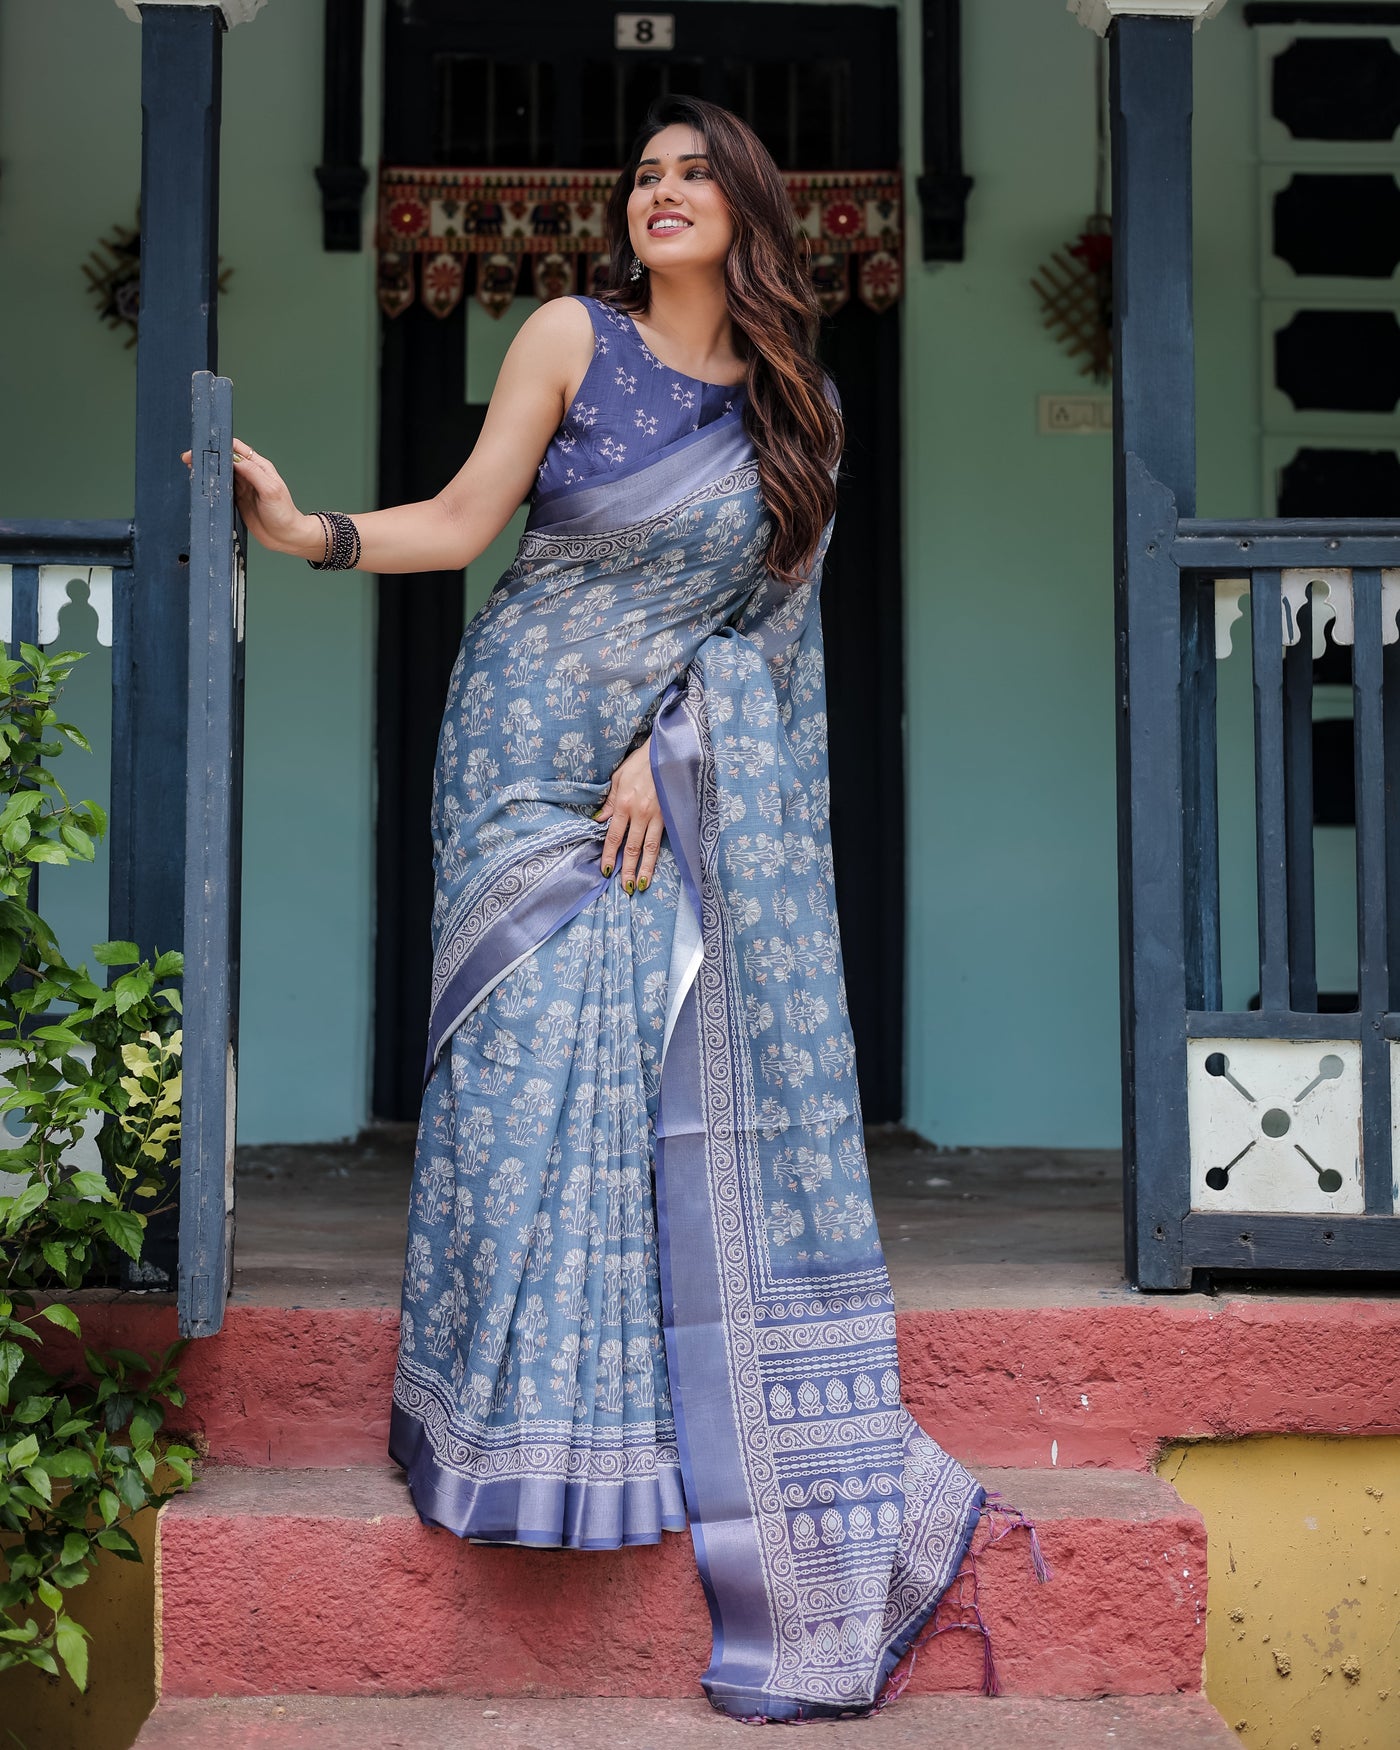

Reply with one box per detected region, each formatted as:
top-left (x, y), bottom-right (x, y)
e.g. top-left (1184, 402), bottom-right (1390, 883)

top-left (629, 254), bottom-right (645, 282)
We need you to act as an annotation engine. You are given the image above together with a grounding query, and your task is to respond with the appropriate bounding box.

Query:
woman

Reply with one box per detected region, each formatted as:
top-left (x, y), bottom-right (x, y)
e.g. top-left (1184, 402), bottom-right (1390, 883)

top-left (219, 96), bottom-right (1012, 1723)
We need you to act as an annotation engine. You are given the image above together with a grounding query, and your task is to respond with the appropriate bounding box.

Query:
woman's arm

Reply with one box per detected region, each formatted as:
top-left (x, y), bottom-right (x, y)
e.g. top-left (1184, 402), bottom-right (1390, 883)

top-left (190, 296), bottom-right (595, 574)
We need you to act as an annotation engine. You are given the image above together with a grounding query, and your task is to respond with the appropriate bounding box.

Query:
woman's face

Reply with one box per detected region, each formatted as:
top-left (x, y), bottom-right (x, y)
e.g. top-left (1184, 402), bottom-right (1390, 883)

top-left (627, 124), bottom-right (733, 279)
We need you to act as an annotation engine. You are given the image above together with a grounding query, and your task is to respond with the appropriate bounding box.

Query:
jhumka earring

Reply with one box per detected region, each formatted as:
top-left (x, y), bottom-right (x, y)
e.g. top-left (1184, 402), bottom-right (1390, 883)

top-left (629, 254), bottom-right (645, 282)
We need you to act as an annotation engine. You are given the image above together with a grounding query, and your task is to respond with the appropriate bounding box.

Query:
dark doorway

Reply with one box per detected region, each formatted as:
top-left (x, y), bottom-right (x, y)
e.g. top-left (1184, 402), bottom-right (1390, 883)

top-left (375, 1), bottom-right (906, 1122)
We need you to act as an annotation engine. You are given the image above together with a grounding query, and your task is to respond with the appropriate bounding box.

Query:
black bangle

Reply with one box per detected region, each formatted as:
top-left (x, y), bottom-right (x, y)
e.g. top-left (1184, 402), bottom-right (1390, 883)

top-left (307, 510), bottom-right (361, 571)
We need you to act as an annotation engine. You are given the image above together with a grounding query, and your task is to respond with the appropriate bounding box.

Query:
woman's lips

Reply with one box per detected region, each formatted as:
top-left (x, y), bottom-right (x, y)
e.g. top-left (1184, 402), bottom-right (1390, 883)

top-left (647, 214), bottom-right (693, 233)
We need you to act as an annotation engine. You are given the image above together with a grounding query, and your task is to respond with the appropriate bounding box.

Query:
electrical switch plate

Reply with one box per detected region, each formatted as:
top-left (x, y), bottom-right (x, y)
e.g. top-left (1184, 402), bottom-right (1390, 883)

top-left (1038, 393), bottom-right (1112, 434)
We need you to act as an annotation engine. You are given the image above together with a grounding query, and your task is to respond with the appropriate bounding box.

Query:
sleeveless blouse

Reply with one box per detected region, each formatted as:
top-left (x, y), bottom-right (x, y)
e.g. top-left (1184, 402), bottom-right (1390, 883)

top-left (533, 296), bottom-right (746, 505)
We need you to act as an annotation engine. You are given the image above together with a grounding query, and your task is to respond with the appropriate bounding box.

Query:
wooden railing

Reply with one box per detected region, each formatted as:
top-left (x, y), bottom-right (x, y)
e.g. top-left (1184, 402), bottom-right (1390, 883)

top-left (1157, 518), bottom-right (1400, 1278)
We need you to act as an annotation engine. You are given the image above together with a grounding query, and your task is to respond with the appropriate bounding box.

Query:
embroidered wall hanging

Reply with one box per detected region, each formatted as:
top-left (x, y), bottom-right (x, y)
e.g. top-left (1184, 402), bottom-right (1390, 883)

top-left (377, 167), bottom-right (903, 320)
top-left (84, 207), bottom-right (233, 349)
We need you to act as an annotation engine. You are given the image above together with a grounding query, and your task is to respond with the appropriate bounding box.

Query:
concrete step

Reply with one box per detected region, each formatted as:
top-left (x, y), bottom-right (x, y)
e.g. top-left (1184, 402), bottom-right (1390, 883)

top-left (61, 1292), bottom-right (1400, 1470)
top-left (155, 1465), bottom-right (1206, 1702)
top-left (134, 1693), bottom-right (1238, 1749)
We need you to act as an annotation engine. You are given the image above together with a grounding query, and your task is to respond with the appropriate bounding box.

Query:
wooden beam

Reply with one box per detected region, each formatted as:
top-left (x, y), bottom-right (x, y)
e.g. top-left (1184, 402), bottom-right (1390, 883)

top-left (316, 0), bottom-right (369, 252)
top-left (1110, 16), bottom-right (1198, 1289)
top-left (115, 3), bottom-right (224, 1286)
top-left (917, 0), bottom-right (973, 261)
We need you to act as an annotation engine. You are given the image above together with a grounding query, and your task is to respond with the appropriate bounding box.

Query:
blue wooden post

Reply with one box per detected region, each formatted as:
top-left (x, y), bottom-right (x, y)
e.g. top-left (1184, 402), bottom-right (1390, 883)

top-left (113, 2), bottom-right (224, 1285)
top-left (182, 372), bottom-right (243, 1338)
top-left (1108, 13), bottom-right (1199, 1289)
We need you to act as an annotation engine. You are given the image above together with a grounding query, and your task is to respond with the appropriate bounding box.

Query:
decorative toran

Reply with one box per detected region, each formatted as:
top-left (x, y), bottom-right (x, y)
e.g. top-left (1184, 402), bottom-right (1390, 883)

top-left (377, 166), bottom-right (903, 320)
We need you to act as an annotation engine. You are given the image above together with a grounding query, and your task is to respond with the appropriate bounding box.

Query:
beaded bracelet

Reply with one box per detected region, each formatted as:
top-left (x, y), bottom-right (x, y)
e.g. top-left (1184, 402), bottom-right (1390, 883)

top-left (307, 510), bottom-right (362, 571)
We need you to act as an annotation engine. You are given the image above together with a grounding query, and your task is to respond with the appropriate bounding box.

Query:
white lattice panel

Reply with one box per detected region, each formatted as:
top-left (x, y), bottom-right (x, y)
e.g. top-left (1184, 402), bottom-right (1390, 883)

top-left (1188, 1038), bottom-right (1364, 1214)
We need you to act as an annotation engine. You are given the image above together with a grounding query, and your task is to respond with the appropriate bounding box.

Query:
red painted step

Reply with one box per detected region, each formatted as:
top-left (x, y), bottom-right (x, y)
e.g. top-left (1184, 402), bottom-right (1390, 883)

top-left (135, 1693), bottom-right (1237, 1750)
top-left (155, 1465), bottom-right (1206, 1702)
top-left (60, 1292), bottom-right (1400, 1471)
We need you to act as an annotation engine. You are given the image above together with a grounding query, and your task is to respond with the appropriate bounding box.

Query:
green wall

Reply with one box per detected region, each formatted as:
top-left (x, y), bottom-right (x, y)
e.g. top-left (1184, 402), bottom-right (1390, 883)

top-left (0, 0), bottom-right (381, 1143)
top-left (1, 0), bottom-right (1271, 1148)
top-left (898, 1), bottom-right (1268, 1144)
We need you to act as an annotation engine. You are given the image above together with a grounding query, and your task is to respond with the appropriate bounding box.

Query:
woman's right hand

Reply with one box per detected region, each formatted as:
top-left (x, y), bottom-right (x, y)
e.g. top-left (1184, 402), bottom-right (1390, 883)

top-left (179, 440), bottom-right (321, 558)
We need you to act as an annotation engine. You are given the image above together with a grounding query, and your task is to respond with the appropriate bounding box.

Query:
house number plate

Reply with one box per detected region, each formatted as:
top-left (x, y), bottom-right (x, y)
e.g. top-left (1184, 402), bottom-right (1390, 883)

top-left (616, 14), bottom-right (675, 49)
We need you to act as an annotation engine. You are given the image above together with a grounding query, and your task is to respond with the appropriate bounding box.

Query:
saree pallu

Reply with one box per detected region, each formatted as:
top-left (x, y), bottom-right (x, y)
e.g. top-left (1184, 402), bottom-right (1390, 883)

top-left (390, 406), bottom-right (986, 1719)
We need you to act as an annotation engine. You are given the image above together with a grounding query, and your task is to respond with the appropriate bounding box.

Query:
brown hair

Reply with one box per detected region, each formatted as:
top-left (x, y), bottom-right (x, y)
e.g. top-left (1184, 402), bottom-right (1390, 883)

top-left (601, 97), bottom-right (843, 586)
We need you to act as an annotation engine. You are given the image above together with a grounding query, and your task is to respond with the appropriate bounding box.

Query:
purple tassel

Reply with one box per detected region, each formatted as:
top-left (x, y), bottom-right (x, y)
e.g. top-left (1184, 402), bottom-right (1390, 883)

top-left (980, 1619), bottom-right (1002, 1698)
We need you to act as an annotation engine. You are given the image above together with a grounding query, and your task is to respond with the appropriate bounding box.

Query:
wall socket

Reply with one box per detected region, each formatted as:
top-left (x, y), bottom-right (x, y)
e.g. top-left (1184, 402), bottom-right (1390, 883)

top-left (1038, 393), bottom-right (1112, 435)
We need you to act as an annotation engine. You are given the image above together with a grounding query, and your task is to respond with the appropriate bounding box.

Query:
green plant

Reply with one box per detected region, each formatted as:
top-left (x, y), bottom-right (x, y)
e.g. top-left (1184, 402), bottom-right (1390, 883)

top-left (0, 645), bottom-right (193, 1689)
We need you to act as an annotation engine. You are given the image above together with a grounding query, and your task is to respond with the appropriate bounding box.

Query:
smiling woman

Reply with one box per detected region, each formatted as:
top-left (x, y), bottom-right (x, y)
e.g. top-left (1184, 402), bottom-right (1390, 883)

top-left (212, 93), bottom-right (1026, 1722)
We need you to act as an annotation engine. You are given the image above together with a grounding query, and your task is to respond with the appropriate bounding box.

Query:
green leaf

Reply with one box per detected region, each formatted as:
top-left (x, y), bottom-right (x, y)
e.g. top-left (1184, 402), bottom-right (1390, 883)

top-left (42, 1241), bottom-right (72, 1276)
top-left (65, 1172), bottom-right (109, 1201)
top-left (0, 934), bottom-right (21, 986)
top-left (0, 821), bottom-right (31, 857)
top-left (24, 842), bottom-right (69, 866)
top-left (30, 1648), bottom-right (60, 1678)
top-left (36, 1578), bottom-right (62, 1611)
top-left (0, 792), bottom-right (47, 827)
top-left (129, 1413), bottom-right (155, 1452)
top-left (97, 1206), bottom-right (144, 1261)
top-left (12, 1395), bottom-right (54, 1424)
top-left (37, 1302), bottom-right (80, 1336)
top-left (59, 824), bottom-right (94, 859)
top-left (6, 1433), bottom-right (39, 1469)
top-left (44, 1449), bottom-right (94, 1479)
top-left (93, 941), bottom-right (141, 968)
top-left (94, 1526), bottom-right (138, 1558)
top-left (152, 950), bottom-right (183, 980)
top-left (115, 1467), bottom-right (147, 1513)
top-left (57, 723), bottom-right (92, 757)
top-left (60, 1532), bottom-right (89, 1566)
top-left (3, 1179), bottom-right (48, 1230)
top-left (0, 1342), bottom-right (24, 1399)
top-left (97, 1487), bottom-right (120, 1525)
top-left (112, 966), bottom-right (154, 1014)
top-left (21, 1465), bottom-right (51, 1504)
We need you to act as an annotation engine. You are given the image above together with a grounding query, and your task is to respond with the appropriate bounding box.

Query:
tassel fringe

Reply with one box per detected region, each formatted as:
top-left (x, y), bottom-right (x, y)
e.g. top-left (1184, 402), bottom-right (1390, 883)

top-left (874, 1492), bottom-right (1051, 1712)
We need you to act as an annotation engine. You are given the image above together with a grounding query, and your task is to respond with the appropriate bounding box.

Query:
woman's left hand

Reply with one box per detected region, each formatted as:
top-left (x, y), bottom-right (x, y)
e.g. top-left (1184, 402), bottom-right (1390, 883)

top-left (596, 737), bottom-right (665, 895)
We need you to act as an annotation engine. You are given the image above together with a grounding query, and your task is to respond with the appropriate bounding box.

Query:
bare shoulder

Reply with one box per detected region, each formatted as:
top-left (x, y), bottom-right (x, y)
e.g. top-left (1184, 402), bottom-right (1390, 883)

top-left (504, 296), bottom-right (596, 400)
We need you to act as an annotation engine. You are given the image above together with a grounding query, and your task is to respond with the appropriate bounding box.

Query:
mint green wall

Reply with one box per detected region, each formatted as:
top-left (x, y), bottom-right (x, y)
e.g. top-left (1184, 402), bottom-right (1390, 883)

top-left (3, 0), bottom-right (1276, 1149)
top-left (897, 2), bottom-right (1270, 1145)
top-left (898, 2), bottom-right (1119, 1143)
top-left (0, 0), bottom-right (381, 1143)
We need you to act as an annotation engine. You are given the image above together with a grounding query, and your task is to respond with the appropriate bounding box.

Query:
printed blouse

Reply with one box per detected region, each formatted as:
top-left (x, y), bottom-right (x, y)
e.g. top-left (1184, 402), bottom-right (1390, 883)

top-left (533, 295), bottom-right (746, 504)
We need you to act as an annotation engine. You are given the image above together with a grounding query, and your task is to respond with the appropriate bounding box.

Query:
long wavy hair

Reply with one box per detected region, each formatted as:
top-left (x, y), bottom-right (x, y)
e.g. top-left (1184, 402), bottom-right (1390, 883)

top-left (601, 97), bottom-right (842, 586)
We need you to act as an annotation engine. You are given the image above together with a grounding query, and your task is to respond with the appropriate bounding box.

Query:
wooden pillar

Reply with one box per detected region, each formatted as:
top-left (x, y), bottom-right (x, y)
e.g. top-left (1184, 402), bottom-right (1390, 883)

top-left (111, 0), bottom-right (265, 1284)
top-left (1074, 0), bottom-right (1226, 1287)
top-left (114, 3), bottom-right (223, 973)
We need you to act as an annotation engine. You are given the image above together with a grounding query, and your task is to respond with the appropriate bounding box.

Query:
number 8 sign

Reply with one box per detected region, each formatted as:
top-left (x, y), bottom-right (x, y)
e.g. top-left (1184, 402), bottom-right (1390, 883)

top-left (615, 13), bottom-right (676, 50)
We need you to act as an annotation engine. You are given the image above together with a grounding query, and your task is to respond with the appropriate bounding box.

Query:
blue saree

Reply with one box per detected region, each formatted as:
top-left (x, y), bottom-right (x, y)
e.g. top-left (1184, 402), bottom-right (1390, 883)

top-left (391, 301), bottom-right (986, 1720)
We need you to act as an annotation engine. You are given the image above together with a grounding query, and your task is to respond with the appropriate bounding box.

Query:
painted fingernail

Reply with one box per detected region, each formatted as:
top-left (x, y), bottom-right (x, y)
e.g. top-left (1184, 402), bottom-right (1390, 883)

top-left (624, 880), bottom-right (635, 895)
top-left (601, 862), bottom-right (613, 877)
top-left (637, 877), bottom-right (649, 891)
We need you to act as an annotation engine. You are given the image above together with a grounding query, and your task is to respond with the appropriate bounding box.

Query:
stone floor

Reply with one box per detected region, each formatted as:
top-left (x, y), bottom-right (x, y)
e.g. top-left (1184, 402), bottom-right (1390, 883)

top-left (228, 1123), bottom-right (1130, 1312)
top-left (136, 1694), bottom-right (1239, 1750)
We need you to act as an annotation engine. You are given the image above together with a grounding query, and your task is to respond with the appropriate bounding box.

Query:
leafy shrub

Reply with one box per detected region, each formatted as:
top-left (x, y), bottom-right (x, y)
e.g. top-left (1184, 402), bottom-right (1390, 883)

top-left (0, 645), bottom-right (192, 1689)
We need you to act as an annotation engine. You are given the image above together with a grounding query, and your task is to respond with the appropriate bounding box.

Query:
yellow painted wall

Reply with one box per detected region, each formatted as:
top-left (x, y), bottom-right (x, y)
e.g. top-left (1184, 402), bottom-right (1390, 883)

top-left (1160, 1438), bottom-right (1400, 1750)
top-left (5, 1505), bottom-right (158, 1750)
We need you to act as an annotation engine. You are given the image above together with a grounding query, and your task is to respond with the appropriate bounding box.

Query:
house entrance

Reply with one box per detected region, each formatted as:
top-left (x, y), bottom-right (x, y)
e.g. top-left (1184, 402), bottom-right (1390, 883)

top-left (373, 1), bottom-right (906, 1123)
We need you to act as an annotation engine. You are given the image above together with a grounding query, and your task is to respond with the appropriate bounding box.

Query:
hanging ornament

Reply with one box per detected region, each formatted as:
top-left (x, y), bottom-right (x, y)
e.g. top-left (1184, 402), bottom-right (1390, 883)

top-left (475, 253), bottom-right (520, 319)
top-left (531, 251), bottom-right (574, 304)
top-left (422, 253), bottom-right (465, 319)
top-left (1030, 40), bottom-right (1113, 383)
top-left (84, 205), bottom-right (232, 348)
